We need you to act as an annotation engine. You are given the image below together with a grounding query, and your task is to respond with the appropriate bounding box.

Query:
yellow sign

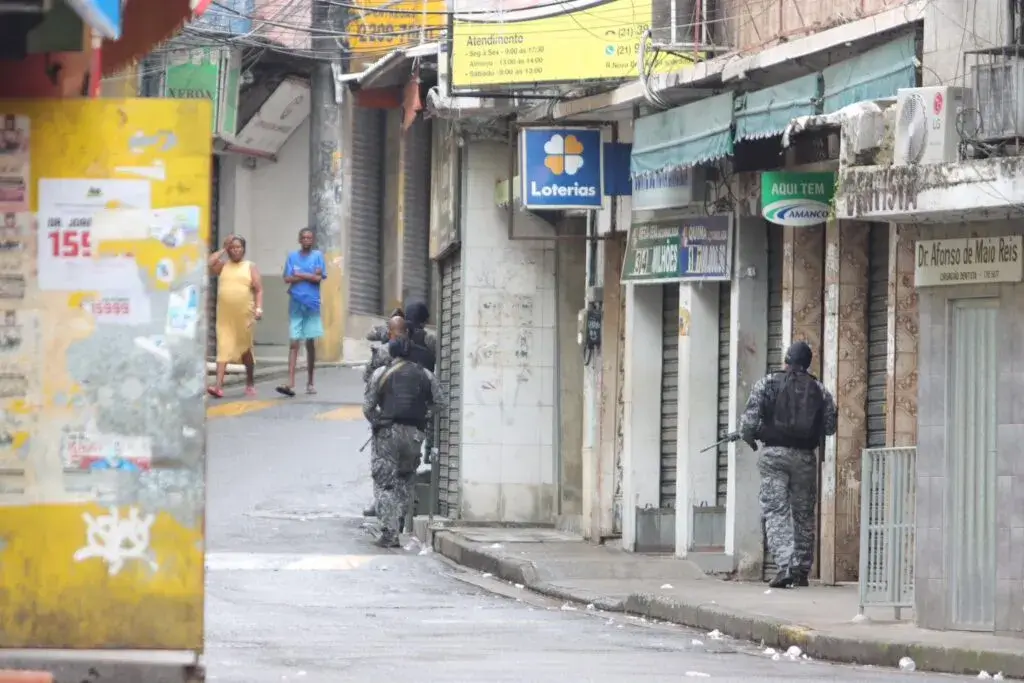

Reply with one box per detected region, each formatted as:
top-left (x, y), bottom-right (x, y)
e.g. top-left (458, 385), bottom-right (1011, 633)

top-left (346, 0), bottom-right (446, 74)
top-left (451, 0), bottom-right (700, 88)
top-left (0, 98), bottom-right (210, 651)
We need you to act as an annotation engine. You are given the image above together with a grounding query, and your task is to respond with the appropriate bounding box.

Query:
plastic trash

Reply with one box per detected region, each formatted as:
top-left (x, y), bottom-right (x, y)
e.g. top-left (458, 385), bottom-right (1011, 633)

top-left (898, 657), bottom-right (916, 672)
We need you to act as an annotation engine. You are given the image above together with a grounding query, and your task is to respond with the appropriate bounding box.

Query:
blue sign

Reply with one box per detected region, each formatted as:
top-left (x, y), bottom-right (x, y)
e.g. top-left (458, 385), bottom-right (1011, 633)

top-left (192, 0), bottom-right (255, 36)
top-left (602, 142), bottom-right (632, 197)
top-left (519, 127), bottom-right (603, 210)
top-left (66, 0), bottom-right (122, 40)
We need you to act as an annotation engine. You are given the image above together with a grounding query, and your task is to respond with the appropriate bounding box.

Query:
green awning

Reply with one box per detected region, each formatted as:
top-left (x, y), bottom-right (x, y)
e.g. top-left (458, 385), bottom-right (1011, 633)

top-left (822, 34), bottom-right (917, 113)
top-left (631, 92), bottom-right (734, 179)
top-left (734, 73), bottom-right (822, 141)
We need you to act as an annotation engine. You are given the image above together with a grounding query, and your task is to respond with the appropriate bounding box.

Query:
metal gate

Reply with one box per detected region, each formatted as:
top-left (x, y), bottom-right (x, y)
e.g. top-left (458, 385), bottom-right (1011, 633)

top-left (660, 284), bottom-right (679, 508)
top-left (349, 107), bottom-right (385, 315)
top-left (436, 251), bottom-right (463, 518)
top-left (402, 117), bottom-right (432, 308)
top-left (763, 223), bottom-right (785, 579)
top-left (948, 299), bottom-right (998, 630)
top-left (716, 281), bottom-right (731, 506)
top-left (207, 155), bottom-right (221, 358)
top-left (867, 225), bottom-right (889, 448)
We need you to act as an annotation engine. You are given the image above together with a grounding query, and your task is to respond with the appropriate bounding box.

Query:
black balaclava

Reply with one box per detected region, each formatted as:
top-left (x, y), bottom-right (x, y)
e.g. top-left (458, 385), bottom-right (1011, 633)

top-left (784, 341), bottom-right (813, 371)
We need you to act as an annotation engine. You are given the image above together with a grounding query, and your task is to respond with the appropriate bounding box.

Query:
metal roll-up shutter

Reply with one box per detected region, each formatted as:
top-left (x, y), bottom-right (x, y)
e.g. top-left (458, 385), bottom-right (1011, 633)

top-left (207, 156), bottom-right (221, 359)
top-left (349, 107), bottom-right (385, 315)
top-left (437, 251), bottom-right (463, 518)
top-left (716, 282), bottom-right (731, 506)
top-left (660, 284), bottom-right (679, 508)
top-left (867, 224), bottom-right (890, 448)
top-left (402, 117), bottom-right (432, 308)
top-left (763, 223), bottom-right (785, 580)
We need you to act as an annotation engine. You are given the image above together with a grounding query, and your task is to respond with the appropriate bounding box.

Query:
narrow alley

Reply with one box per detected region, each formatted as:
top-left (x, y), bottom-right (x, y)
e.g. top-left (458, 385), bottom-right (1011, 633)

top-left (204, 368), bottom-right (966, 682)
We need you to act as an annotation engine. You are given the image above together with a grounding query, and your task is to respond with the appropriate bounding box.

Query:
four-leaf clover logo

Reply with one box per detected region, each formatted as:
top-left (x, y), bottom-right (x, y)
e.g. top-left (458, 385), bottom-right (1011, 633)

top-left (543, 134), bottom-right (585, 176)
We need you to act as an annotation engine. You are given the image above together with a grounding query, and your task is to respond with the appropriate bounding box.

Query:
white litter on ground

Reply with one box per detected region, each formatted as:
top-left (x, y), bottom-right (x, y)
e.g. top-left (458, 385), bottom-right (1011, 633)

top-left (482, 573), bottom-right (492, 578)
top-left (691, 639), bottom-right (704, 646)
top-left (707, 629), bottom-right (724, 640)
top-left (661, 583), bottom-right (674, 589)
top-left (763, 648), bottom-right (777, 656)
top-left (786, 646), bottom-right (803, 659)
top-left (994, 672), bottom-right (1004, 680)
top-left (515, 583), bottom-right (524, 589)
top-left (684, 672), bottom-right (711, 678)
top-left (771, 654), bottom-right (781, 661)
top-left (898, 657), bottom-right (916, 672)
top-left (489, 543), bottom-right (503, 549)
top-left (764, 589), bottom-right (773, 595)
top-left (586, 603), bottom-right (596, 610)
top-left (978, 672), bottom-right (991, 679)
top-left (560, 602), bottom-right (577, 611)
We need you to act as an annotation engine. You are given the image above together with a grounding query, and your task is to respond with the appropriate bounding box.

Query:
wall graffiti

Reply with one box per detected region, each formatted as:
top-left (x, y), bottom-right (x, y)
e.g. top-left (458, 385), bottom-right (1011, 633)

top-left (73, 506), bottom-right (158, 576)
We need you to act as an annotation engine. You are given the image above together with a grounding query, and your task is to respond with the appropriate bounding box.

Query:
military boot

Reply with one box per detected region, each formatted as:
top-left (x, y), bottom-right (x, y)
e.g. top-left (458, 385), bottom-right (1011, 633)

top-left (768, 568), bottom-right (795, 589)
top-left (793, 571), bottom-right (810, 587)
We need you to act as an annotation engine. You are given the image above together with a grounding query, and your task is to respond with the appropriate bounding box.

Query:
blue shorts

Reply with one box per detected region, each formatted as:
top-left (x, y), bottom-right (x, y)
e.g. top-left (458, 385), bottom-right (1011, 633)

top-left (289, 311), bottom-right (323, 341)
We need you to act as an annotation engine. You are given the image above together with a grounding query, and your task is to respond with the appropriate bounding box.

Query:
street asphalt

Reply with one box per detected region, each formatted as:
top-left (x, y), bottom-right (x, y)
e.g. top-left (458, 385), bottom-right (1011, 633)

top-left (204, 367), bottom-right (973, 683)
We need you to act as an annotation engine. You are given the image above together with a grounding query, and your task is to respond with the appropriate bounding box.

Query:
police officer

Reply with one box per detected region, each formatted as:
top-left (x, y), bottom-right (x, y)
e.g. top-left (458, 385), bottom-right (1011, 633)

top-left (739, 340), bottom-right (837, 588)
top-left (362, 316), bottom-right (445, 548)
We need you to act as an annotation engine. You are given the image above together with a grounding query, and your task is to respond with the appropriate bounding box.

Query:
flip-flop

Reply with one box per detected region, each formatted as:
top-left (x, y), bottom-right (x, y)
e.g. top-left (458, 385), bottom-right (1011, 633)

top-left (306, 385), bottom-right (317, 395)
top-left (207, 386), bottom-right (224, 399)
top-left (244, 386), bottom-right (257, 397)
top-left (275, 385), bottom-right (295, 397)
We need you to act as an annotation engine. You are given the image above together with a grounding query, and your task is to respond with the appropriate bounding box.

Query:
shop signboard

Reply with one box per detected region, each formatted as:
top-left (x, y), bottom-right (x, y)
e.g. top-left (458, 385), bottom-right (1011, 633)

top-left (450, 0), bottom-right (699, 89)
top-left (346, 0), bottom-right (446, 74)
top-left (519, 127), bottom-right (602, 210)
top-left (163, 47), bottom-right (242, 138)
top-left (761, 171), bottom-right (835, 226)
top-left (914, 236), bottom-right (1023, 287)
top-left (65, 0), bottom-right (122, 40)
top-left (622, 215), bottom-right (732, 284)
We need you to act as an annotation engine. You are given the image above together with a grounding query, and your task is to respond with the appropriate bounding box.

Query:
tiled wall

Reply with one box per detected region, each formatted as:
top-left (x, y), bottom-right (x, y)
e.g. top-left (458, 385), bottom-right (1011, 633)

top-left (456, 140), bottom-right (558, 523)
top-left (915, 220), bottom-right (1024, 633)
top-left (821, 221), bottom-right (869, 583)
top-left (782, 226), bottom-right (825, 376)
top-left (888, 225), bottom-right (919, 448)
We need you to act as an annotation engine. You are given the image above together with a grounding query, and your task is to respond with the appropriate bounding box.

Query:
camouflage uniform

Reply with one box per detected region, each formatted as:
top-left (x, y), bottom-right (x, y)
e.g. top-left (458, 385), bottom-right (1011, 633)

top-left (740, 372), bottom-right (837, 578)
top-left (363, 359), bottom-right (446, 546)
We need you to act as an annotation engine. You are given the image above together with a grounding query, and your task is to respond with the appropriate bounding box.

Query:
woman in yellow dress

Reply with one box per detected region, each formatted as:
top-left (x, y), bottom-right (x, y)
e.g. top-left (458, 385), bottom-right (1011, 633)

top-left (208, 234), bottom-right (263, 398)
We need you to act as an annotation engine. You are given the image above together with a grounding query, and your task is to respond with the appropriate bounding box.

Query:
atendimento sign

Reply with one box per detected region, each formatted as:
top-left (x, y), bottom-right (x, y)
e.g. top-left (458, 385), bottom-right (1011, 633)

top-left (761, 171), bottom-right (835, 227)
top-left (915, 236), bottom-right (1023, 287)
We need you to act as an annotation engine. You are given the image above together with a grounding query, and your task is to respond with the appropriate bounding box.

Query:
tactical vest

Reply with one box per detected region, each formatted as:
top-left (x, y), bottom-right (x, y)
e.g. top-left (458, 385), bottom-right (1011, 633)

top-left (378, 360), bottom-right (432, 430)
top-left (407, 328), bottom-right (436, 372)
top-left (759, 370), bottom-right (825, 450)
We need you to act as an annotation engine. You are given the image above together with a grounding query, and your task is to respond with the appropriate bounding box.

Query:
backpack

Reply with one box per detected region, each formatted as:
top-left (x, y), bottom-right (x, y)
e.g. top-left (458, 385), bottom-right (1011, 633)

top-left (768, 370), bottom-right (825, 448)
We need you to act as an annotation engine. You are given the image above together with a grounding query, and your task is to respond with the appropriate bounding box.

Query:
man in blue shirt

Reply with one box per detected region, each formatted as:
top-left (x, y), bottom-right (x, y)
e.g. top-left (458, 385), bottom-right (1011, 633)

top-left (277, 227), bottom-right (326, 397)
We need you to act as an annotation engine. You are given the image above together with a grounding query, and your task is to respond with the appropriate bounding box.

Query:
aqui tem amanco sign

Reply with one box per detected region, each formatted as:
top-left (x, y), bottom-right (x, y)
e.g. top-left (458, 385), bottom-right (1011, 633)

top-left (519, 127), bottom-right (603, 210)
top-left (761, 171), bottom-right (835, 226)
top-left (915, 236), bottom-right (1024, 286)
top-left (622, 215), bottom-right (732, 283)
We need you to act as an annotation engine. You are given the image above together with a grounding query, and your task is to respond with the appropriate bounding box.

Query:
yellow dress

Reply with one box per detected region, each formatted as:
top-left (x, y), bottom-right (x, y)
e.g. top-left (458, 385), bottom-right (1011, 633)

top-left (215, 260), bottom-right (255, 363)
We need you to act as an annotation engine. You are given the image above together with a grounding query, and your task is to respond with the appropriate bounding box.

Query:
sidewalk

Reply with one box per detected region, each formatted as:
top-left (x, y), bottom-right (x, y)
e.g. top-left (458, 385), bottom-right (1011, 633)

top-left (416, 522), bottom-right (1024, 678)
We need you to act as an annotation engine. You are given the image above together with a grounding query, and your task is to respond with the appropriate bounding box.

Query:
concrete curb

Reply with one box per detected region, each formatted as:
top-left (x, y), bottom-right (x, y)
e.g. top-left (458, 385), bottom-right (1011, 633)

top-left (428, 530), bottom-right (1024, 678)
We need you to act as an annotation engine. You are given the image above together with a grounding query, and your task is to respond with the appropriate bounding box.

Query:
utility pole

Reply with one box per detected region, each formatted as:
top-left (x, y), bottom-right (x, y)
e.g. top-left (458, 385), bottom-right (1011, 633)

top-left (309, 0), bottom-right (347, 362)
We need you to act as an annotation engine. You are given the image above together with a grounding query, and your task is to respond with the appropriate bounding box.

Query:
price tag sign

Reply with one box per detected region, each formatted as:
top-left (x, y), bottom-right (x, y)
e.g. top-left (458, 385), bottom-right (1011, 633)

top-left (87, 297), bottom-right (130, 318)
top-left (37, 211), bottom-right (137, 292)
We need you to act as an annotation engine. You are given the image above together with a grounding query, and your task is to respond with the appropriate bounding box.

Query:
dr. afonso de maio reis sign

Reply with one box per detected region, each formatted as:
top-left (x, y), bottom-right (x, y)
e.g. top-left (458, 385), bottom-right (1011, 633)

top-left (915, 236), bottom-right (1023, 287)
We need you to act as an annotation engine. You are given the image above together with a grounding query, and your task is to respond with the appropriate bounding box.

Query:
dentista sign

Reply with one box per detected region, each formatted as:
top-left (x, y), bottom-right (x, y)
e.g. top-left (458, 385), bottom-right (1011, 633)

top-left (761, 171), bottom-right (835, 227)
top-left (915, 236), bottom-right (1023, 287)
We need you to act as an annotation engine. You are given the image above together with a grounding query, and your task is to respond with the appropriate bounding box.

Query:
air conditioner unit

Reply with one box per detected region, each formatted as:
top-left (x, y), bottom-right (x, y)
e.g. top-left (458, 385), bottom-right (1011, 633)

top-left (893, 86), bottom-right (967, 166)
top-left (972, 57), bottom-right (1024, 142)
top-left (651, 0), bottom-right (719, 49)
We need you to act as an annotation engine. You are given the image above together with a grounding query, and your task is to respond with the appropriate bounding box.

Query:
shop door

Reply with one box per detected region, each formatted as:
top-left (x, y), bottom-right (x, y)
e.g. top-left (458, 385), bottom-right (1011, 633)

top-left (349, 107), bottom-right (385, 315)
top-left (436, 250), bottom-right (463, 518)
top-left (948, 299), bottom-right (998, 630)
top-left (660, 284), bottom-right (680, 509)
top-left (866, 224), bottom-right (889, 448)
top-left (716, 282), bottom-right (731, 507)
top-left (763, 223), bottom-right (785, 580)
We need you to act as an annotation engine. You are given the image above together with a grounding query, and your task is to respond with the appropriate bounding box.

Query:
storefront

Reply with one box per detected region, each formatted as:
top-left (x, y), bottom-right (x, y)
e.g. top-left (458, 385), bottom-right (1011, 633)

top-left (838, 156), bottom-right (1024, 633)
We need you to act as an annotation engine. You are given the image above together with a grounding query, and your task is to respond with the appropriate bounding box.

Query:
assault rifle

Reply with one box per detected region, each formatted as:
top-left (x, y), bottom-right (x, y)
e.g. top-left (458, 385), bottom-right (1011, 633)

top-left (700, 430), bottom-right (758, 453)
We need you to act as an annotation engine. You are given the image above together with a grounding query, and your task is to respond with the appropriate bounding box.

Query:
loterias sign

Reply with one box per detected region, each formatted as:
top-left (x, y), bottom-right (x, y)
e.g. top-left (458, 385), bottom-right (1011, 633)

top-left (519, 127), bottom-right (603, 210)
top-left (761, 171), bottom-right (835, 227)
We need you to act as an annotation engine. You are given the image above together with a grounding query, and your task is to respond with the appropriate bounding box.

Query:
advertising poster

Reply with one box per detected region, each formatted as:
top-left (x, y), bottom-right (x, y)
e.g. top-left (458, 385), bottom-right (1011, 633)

top-left (450, 0), bottom-right (699, 88)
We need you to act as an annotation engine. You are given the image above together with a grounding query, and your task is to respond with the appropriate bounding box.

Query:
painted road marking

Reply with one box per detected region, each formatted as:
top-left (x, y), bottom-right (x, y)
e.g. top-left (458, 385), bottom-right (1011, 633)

top-left (205, 552), bottom-right (375, 572)
top-left (207, 399), bottom-right (279, 419)
top-left (314, 404), bottom-right (363, 421)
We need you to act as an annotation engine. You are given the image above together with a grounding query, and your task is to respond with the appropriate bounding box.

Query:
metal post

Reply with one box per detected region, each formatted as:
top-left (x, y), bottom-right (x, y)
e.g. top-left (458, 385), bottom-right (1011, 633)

top-left (309, 0), bottom-right (347, 361)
